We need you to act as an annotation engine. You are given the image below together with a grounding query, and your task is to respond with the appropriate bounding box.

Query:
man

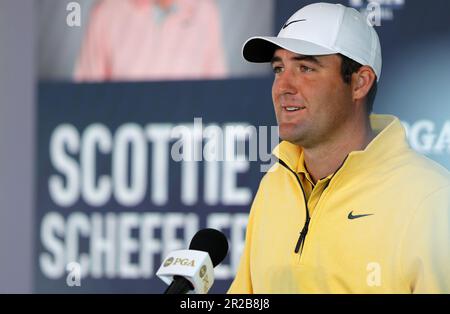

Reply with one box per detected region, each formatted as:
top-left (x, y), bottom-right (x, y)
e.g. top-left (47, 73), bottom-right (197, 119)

top-left (228, 3), bottom-right (450, 293)
top-left (74, 0), bottom-right (227, 81)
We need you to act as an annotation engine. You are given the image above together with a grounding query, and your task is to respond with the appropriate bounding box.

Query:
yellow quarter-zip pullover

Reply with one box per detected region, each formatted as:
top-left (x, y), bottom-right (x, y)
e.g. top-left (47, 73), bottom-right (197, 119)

top-left (228, 114), bottom-right (450, 293)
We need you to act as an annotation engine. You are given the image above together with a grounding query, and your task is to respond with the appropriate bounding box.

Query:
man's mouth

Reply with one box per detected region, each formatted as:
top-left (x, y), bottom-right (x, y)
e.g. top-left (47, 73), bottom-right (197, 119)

top-left (284, 106), bottom-right (306, 112)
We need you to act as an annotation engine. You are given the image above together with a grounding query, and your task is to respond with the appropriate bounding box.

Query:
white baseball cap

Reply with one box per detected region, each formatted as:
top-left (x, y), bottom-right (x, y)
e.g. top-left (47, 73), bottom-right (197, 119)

top-left (243, 2), bottom-right (382, 81)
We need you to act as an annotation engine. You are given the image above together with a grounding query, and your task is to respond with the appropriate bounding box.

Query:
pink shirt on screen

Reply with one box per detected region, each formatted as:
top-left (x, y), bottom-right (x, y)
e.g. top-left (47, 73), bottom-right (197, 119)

top-left (74, 0), bottom-right (228, 81)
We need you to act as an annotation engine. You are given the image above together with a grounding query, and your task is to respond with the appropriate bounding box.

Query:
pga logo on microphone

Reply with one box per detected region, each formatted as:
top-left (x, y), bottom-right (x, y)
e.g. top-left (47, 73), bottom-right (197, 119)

top-left (157, 250), bottom-right (214, 294)
top-left (162, 257), bottom-right (208, 280)
top-left (163, 257), bottom-right (195, 268)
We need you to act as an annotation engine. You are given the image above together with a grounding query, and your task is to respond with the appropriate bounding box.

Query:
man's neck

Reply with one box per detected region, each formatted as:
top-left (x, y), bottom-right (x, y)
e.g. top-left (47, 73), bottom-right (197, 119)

top-left (303, 118), bottom-right (375, 184)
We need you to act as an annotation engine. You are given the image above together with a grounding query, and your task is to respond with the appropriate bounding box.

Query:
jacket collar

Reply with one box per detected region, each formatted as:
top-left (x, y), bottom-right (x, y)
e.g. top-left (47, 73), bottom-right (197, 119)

top-left (273, 114), bottom-right (410, 174)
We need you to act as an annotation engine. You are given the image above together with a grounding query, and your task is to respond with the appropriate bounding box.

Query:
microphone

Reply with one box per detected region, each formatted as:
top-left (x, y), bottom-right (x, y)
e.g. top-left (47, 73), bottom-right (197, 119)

top-left (156, 228), bottom-right (229, 294)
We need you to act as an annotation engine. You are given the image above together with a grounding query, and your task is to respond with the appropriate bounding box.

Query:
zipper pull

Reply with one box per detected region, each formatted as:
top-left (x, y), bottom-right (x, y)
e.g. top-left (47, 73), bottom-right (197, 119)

top-left (295, 217), bottom-right (310, 254)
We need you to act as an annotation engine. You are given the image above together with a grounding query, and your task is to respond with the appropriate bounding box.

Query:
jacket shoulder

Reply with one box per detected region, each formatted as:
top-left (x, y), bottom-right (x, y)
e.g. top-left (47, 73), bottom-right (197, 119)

top-left (401, 149), bottom-right (450, 187)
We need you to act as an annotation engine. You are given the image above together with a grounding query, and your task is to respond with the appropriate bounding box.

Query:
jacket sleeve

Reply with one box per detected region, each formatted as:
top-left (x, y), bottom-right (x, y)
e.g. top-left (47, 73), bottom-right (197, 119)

top-left (227, 183), bottom-right (264, 294)
top-left (401, 185), bottom-right (450, 293)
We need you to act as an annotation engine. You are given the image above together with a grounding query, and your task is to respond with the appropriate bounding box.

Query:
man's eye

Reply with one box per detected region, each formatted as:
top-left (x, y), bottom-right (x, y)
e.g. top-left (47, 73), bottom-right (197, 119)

top-left (272, 66), bottom-right (283, 74)
top-left (300, 65), bottom-right (313, 72)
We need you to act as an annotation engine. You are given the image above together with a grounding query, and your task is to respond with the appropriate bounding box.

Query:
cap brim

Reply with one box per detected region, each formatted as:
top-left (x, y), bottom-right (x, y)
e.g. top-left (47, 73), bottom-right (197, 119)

top-left (242, 36), bottom-right (337, 63)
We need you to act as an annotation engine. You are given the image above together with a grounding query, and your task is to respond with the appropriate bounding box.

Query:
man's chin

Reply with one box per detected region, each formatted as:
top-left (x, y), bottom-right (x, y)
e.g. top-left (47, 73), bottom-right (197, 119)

top-left (279, 126), bottom-right (302, 142)
top-left (279, 129), bottom-right (310, 147)
top-left (280, 134), bottom-right (303, 145)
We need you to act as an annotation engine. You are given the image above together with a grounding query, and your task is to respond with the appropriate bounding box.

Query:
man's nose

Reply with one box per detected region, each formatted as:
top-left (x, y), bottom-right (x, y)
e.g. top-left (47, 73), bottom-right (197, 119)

top-left (274, 70), bottom-right (297, 96)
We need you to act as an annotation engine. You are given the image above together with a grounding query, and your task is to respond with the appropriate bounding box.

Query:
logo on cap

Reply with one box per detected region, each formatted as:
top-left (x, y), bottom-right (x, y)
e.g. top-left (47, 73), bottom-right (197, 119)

top-left (282, 19), bottom-right (306, 29)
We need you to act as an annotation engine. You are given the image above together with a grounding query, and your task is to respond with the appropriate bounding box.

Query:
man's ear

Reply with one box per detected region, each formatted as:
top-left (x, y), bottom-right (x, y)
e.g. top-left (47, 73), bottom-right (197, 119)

top-left (352, 66), bottom-right (376, 102)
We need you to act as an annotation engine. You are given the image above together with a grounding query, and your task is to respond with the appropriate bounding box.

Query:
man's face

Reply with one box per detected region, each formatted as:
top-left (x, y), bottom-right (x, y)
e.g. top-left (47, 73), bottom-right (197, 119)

top-left (271, 49), bottom-right (355, 149)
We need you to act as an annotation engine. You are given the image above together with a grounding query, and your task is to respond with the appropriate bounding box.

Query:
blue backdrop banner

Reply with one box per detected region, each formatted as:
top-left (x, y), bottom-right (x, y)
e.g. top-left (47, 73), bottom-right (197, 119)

top-left (35, 79), bottom-right (278, 293)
